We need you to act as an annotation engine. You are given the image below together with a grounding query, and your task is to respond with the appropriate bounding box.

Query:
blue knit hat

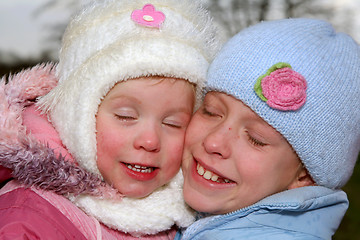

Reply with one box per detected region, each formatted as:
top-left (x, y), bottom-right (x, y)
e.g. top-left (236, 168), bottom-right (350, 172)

top-left (206, 18), bottom-right (360, 189)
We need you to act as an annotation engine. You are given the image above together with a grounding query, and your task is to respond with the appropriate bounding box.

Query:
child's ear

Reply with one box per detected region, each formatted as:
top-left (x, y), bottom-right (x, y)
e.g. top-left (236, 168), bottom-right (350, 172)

top-left (287, 168), bottom-right (316, 190)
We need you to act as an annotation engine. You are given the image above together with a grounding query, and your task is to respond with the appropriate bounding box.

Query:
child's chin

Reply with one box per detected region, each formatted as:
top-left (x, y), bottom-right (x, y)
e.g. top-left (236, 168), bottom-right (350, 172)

top-left (124, 189), bottom-right (154, 199)
top-left (186, 198), bottom-right (217, 214)
top-left (183, 182), bottom-right (226, 214)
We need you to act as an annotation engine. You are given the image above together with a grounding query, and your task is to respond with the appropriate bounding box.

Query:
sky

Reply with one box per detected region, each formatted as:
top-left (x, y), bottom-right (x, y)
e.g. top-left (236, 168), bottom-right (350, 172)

top-left (0, 1), bottom-right (42, 58)
top-left (0, 0), bottom-right (79, 61)
top-left (1, 0), bottom-right (360, 62)
top-left (1, 1), bottom-right (49, 59)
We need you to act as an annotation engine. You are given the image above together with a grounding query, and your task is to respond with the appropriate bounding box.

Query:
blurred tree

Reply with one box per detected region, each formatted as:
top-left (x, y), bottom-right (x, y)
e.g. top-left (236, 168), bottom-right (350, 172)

top-left (32, 0), bottom-right (82, 47)
top-left (0, 0), bottom-right (357, 76)
top-left (0, 0), bottom-right (82, 78)
top-left (0, 51), bottom-right (53, 79)
top-left (334, 155), bottom-right (360, 240)
top-left (204, 0), bottom-right (338, 38)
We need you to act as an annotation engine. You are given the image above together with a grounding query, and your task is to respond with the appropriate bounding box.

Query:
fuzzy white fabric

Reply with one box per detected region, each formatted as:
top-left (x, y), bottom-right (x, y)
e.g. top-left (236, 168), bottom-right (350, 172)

top-left (38, 0), bottom-right (221, 175)
top-left (70, 171), bottom-right (195, 237)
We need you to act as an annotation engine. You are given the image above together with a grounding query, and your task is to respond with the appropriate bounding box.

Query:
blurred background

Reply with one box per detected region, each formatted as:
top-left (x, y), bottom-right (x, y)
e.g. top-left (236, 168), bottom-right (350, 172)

top-left (0, 0), bottom-right (359, 239)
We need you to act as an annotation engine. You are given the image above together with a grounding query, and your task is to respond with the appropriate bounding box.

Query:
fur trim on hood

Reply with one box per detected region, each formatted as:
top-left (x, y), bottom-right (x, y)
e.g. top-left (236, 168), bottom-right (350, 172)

top-left (0, 63), bottom-right (118, 198)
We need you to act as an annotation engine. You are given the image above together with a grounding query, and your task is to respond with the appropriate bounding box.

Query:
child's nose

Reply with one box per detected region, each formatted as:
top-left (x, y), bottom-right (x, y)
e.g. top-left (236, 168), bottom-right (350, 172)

top-left (134, 128), bottom-right (160, 152)
top-left (203, 125), bottom-right (231, 159)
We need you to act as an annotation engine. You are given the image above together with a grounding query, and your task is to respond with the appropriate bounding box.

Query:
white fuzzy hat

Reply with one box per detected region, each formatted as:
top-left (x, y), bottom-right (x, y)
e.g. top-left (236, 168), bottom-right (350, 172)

top-left (38, 0), bottom-right (221, 175)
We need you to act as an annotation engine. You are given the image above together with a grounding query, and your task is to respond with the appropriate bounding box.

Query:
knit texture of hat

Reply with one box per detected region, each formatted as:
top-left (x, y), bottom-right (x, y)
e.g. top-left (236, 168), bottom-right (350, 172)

top-left (38, 0), bottom-right (221, 175)
top-left (206, 18), bottom-right (360, 189)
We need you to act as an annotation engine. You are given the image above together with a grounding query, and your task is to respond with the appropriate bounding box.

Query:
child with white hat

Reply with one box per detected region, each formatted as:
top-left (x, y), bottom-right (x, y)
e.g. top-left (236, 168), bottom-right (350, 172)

top-left (0, 0), bottom-right (221, 239)
top-left (178, 18), bottom-right (360, 239)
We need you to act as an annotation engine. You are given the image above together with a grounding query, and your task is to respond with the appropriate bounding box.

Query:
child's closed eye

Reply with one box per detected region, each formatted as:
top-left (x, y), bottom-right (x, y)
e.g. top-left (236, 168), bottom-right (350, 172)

top-left (163, 121), bottom-right (182, 128)
top-left (163, 117), bottom-right (188, 129)
top-left (113, 107), bottom-right (138, 121)
top-left (201, 106), bottom-right (221, 118)
top-left (202, 107), bottom-right (215, 116)
top-left (114, 114), bottom-right (137, 121)
top-left (246, 132), bottom-right (267, 147)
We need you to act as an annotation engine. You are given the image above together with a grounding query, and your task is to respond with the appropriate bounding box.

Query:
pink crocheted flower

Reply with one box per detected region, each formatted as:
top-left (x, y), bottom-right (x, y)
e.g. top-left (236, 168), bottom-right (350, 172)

top-left (131, 4), bottom-right (165, 28)
top-left (254, 63), bottom-right (307, 111)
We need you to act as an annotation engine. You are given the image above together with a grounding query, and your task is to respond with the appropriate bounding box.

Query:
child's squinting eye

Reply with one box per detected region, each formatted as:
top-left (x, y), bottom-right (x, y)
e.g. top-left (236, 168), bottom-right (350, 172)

top-left (201, 106), bottom-right (219, 117)
top-left (246, 132), bottom-right (267, 147)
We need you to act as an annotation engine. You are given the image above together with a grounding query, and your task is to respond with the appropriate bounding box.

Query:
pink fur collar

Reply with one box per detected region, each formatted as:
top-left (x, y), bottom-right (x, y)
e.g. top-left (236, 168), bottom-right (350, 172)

top-left (0, 64), bottom-right (118, 198)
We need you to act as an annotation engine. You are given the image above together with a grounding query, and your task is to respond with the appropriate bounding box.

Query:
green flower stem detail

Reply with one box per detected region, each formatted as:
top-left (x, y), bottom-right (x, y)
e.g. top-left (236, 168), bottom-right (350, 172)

top-left (254, 62), bottom-right (292, 101)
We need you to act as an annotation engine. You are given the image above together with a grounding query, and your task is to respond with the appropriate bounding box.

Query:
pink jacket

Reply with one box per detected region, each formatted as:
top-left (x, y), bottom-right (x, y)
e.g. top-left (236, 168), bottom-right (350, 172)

top-left (0, 64), bottom-right (185, 239)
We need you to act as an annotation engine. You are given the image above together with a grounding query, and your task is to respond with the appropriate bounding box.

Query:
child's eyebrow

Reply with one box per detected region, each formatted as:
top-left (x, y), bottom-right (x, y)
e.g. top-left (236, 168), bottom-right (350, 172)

top-left (108, 95), bottom-right (142, 104)
top-left (167, 107), bottom-right (193, 115)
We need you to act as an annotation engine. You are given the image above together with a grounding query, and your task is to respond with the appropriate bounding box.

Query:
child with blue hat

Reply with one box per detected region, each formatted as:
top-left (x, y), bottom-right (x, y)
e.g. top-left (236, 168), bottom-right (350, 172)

top-left (178, 18), bottom-right (360, 239)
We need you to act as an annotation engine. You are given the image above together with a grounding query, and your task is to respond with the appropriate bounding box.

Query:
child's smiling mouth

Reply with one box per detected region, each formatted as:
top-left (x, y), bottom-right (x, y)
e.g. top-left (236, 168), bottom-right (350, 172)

top-left (196, 161), bottom-right (234, 184)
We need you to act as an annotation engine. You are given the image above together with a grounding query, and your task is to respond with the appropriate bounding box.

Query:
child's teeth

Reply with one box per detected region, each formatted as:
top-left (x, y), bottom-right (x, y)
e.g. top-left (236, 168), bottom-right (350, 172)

top-left (198, 165), bottom-right (205, 175)
top-left (203, 170), bottom-right (212, 180)
top-left (127, 164), bottom-right (153, 173)
top-left (196, 162), bottom-right (230, 183)
top-left (211, 175), bottom-right (219, 182)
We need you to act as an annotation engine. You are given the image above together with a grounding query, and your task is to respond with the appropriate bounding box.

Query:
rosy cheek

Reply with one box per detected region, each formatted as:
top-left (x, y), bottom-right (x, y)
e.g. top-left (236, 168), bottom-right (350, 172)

top-left (103, 138), bottom-right (126, 154)
top-left (97, 127), bottom-right (124, 156)
top-left (174, 134), bottom-right (186, 151)
top-left (171, 142), bottom-right (185, 162)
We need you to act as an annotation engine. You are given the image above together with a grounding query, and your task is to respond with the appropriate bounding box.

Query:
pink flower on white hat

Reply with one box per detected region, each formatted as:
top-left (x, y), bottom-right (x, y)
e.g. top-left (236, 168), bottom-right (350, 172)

top-left (131, 4), bottom-right (165, 28)
top-left (254, 62), bottom-right (307, 111)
